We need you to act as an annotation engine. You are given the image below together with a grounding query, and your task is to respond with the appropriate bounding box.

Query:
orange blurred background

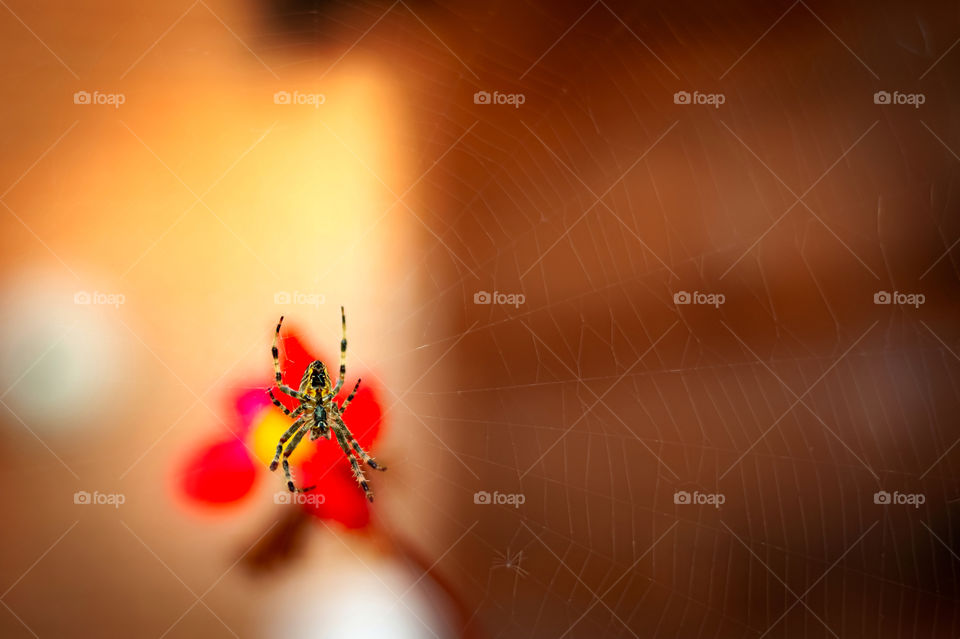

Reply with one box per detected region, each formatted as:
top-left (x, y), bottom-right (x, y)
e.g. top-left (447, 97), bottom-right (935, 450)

top-left (2, 1), bottom-right (960, 637)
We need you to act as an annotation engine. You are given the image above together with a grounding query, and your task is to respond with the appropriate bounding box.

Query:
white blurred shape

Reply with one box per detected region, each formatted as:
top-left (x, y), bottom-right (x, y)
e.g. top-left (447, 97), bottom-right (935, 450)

top-left (261, 546), bottom-right (455, 639)
top-left (0, 269), bottom-right (123, 430)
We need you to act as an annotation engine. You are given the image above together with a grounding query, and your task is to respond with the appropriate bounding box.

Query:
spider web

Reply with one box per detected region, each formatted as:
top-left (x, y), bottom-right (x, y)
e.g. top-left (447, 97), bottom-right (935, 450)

top-left (255, 2), bottom-right (960, 637)
top-left (1, 1), bottom-right (958, 638)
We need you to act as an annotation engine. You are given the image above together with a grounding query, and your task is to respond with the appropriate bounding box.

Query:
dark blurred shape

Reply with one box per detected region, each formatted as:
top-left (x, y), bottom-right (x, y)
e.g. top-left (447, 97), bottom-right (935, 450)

top-left (259, 0), bottom-right (427, 46)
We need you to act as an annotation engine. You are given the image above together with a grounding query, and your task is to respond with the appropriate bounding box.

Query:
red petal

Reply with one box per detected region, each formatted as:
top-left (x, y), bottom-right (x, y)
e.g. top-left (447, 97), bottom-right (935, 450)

top-left (181, 438), bottom-right (257, 504)
top-left (298, 458), bottom-right (371, 528)
top-left (276, 330), bottom-right (315, 387)
top-left (333, 385), bottom-right (383, 448)
top-left (235, 387), bottom-right (272, 434)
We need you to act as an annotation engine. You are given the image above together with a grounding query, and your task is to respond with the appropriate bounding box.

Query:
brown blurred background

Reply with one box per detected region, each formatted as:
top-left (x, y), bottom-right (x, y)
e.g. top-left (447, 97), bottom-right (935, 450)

top-left (1, 0), bottom-right (959, 637)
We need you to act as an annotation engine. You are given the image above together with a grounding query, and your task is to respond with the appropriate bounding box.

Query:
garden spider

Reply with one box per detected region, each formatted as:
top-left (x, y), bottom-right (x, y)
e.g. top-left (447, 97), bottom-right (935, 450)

top-left (268, 307), bottom-right (386, 502)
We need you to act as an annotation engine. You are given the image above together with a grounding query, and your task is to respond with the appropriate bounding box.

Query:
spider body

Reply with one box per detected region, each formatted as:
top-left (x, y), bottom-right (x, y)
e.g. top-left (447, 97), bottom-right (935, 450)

top-left (267, 307), bottom-right (386, 502)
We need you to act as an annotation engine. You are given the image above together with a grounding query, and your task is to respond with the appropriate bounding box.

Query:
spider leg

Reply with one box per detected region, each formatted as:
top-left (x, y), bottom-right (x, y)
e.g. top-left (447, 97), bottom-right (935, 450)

top-left (331, 306), bottom-right (347, 395)
top-left (332, 424), bottom-right (374, 502)
top-left (336, 414), bottom-right (386, 471)
top-left (268, 389), bottom-right (303, 417)
top-left (281, 424), bottom-right (311, 492)
top-left (269, 417), bottom-right (304, 471)
top-left (340, 378), bottom-right (362, 413)
top-left (272, 317), bottom-right (302, 399)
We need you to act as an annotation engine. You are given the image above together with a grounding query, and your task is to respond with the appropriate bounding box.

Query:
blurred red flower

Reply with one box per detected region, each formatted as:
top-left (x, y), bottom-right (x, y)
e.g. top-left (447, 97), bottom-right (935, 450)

top-left (180, 326), bottom-right (384, 529)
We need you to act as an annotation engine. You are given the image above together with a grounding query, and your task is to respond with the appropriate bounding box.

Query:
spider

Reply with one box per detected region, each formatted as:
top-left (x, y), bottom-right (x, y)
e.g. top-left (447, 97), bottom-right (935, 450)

top-left (268, 307), bottom-right (386, 502)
